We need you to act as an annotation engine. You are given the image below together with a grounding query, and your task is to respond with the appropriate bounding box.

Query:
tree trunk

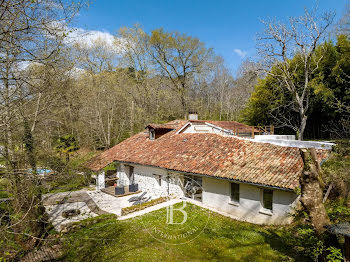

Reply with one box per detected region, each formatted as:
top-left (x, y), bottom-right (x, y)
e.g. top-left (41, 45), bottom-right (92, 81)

top-left (298, 115), bottom-right (307, 141)
top-left (299, 148), bottom-right (330, 234)
top-left (23, 118), bottom-right (37, 173)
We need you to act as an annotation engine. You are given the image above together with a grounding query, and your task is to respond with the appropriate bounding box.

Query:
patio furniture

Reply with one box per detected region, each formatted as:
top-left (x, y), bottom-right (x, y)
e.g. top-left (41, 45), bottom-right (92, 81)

top-left (128, 192), bottom-right (146, 202)
top-left (325, 223), bottom-right (350, 261)
top-left (115, 186), bottom-right (125, 195)
top-left (129, 183), bottom-right (139, 192)
top-left (133, 196), bottom-right (151, 206)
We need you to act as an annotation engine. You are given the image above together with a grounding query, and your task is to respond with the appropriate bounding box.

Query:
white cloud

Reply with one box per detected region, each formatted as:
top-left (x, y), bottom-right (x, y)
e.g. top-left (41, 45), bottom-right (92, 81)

top-left (65, 28), bottom-right (116, 49)
top-left (234, 49), bottom-right (248, 58)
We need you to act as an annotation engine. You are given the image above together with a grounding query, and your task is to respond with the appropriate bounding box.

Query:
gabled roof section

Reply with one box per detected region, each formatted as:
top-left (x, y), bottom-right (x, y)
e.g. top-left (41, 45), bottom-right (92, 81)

top-left (176, 120), bottom-right (259, 134)
top-left (87, 120), bottom-right (330, 190)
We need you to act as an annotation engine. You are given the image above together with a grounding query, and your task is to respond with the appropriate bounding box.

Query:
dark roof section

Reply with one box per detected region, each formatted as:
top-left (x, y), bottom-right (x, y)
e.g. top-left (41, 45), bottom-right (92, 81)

top-left (326, 223), bottom-right (350, 237)
top-left (145, 124), bottom-right (175, 130)
top-left (146, 120), bottom-right (188, 130)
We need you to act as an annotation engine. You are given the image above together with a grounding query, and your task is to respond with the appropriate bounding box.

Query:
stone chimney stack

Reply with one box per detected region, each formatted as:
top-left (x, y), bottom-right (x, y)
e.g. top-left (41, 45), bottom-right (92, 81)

top-left (188, 111), bottom-right (198, 120)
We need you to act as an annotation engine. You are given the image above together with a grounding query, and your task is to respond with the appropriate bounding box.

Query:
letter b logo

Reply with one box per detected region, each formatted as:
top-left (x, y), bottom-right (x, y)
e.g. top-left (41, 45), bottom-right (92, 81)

top-left (166, 201), bottom-right (187, 224)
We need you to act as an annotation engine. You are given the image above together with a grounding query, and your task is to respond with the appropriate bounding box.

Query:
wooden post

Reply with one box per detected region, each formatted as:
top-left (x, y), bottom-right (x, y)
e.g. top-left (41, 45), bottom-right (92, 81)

top-left (251, 127), bottom-right (255, 138)
top-left (323, 183), bottom-right (333, 203)
top-left (270, 125), bottom-right (274, 135)
top-left (345, 236), bottom-right (350, 262)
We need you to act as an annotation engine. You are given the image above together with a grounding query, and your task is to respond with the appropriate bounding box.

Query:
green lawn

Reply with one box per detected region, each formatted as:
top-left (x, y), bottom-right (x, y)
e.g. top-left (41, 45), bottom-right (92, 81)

top-left (60, 203), bottom-right (310, 262)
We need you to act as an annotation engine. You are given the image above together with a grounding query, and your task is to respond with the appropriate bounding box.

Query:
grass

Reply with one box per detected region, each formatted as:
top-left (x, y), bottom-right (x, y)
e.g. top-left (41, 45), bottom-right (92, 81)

top-left (60, 203), bottom-right (308, 262)
top-left (0, 178), bottom-right (10, 199)
top-left (45, 175), bottom-right (92, 194)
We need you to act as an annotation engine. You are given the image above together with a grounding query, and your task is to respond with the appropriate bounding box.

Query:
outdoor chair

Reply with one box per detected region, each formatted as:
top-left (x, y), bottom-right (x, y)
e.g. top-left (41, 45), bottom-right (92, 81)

top-left (132, 196), bottom-right (151, 206)
top-left (128, 192), bottom-right (146, 202)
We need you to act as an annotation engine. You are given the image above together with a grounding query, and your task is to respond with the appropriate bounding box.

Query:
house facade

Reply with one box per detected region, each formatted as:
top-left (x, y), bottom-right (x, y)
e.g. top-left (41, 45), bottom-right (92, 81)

top-left (88, 119), bottom-right (331, 225)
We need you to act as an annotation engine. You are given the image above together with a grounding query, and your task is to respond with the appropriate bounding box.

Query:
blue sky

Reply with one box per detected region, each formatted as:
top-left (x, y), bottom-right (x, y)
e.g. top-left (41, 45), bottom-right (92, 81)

top-left (74, 0), bottom-right (348, 74)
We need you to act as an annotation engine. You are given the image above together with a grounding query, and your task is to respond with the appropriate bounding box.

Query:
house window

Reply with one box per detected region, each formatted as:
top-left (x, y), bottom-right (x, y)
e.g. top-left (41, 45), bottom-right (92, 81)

top-left (128, 166), bottom-right (134, 184)
top-left (149, 129), bottom-right (155, 140)
top-left (262, 189), bottom-right (273, 211)
top-left (154, 174), bottom-right (162, 186)
top-left (230, 183), bottom-right (240, 203)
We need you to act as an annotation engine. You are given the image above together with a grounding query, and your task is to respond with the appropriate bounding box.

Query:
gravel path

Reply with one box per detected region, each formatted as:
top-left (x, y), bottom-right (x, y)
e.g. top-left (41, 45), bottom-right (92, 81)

top-left (43, 190), bottom-right (109, 215)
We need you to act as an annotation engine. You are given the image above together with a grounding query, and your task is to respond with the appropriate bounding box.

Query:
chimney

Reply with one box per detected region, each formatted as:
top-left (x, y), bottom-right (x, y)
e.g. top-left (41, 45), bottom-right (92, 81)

top-left (188, 111), bottom-right (198, 120)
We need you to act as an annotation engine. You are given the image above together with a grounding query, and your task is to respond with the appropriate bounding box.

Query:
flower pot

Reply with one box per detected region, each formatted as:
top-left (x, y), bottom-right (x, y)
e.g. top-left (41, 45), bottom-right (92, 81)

top-left (129, 184), bottom-right (138, 192)
top-left (115, 186), bottom-right (125, 195)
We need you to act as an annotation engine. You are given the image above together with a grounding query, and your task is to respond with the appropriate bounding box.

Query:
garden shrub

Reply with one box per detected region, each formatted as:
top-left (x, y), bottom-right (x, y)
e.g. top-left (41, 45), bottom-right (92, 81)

top-left (121, 197), bottom-right (168, 216)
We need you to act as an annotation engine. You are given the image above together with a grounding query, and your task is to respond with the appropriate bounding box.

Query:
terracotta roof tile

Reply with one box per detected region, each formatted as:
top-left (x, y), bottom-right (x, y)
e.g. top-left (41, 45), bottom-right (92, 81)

top-left (87, 121), bottom-right (330, 190)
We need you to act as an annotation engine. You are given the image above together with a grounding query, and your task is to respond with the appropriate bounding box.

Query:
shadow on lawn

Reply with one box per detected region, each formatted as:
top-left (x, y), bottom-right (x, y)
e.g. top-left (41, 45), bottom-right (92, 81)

top-left (59, 216), bottom-right (124, 261)
top-left (258, 229), bottom-right (309, 262)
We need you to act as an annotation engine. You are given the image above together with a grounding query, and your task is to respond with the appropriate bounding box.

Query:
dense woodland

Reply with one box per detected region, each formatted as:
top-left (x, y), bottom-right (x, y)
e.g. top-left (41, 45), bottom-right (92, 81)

top-left (0, 0), bottom-right (350, 261)
top-left (243, 35), bottom-right (350, 139)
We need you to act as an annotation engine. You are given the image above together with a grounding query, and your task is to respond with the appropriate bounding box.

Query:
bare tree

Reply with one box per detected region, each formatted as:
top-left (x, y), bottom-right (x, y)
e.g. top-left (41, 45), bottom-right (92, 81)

top-left (0, 0), bottom-right (85, 256)
top-left (117, 25), bottom-right (156, 115)
top-left (232, 60), bottom-right (260, 120)
top-left (257, 8), bottom-right (335, 140)
top-left (337, 2), bottom-right (350, 36)
top-left (0, 0), bottom-right (83, 167)
top-left (148, 29), bottom-right (214, 115)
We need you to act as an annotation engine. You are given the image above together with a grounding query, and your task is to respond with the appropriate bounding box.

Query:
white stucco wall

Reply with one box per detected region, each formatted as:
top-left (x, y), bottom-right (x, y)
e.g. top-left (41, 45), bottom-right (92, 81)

top-left (117, 164), bottom-right (130, 186)
top-left (96, 171), bottom-right (105, 190)
top-left (202, 177), bottom-right (298, 225)
top-left (181, 123), bottom-right (232, 136)
top-left (182, 123), bottom-right (211, 133)
top-left (115, 163), bottom-right (298, 225)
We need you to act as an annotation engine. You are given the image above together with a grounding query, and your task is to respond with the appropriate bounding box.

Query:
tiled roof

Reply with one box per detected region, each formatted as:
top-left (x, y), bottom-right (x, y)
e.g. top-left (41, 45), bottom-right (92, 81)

top-left (87, 123), bottom-right (330, 190)
top-left (147, 120), bottom-right (188, 130)
top-left (205, 120), bottom-right (257, 132)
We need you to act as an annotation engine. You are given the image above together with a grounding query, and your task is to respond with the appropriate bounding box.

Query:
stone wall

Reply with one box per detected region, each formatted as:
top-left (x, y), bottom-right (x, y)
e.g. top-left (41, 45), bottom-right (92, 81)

top-left (117, 164), bottom-right (184, 198)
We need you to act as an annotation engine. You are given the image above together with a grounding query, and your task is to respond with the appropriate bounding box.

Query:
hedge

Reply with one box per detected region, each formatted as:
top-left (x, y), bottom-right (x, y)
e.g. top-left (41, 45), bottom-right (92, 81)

top-left (121, 197), bottom-right (168, 216)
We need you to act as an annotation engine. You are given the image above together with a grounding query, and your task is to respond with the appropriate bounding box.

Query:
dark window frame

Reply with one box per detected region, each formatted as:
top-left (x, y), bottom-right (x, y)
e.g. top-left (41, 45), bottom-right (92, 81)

top-left (230, 183), bottom-right (240, 203)
top-left (154, 174), bottom-right (162, 186)
top-left (149, 129), bottom-right (155, 140)
top-left (128, 166), bottom-right (134, 184)
top-left (262, 189), bottom-right (273, 211)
